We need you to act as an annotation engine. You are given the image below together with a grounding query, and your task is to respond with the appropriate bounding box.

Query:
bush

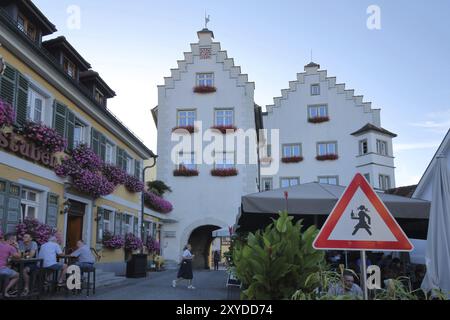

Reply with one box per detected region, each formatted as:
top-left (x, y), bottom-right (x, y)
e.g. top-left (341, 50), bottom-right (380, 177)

top-left (16, 218), bottom-right (61, 245)
top-left (232, 211), bottom-right (325, 300)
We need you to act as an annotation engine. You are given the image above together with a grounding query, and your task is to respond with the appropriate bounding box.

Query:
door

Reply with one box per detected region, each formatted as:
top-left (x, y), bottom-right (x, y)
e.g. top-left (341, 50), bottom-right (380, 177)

top-left (66, 215), bottom-right (83, 252)
top-left (65, 200), bottom-right (86, 253)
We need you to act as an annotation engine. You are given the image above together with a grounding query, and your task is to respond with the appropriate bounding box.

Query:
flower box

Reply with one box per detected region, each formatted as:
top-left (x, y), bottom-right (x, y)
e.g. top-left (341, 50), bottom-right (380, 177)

top-left (144, 191), bottom-right (173, 214)
top-left (102, 231), bottom-right (124, 249)
top-left (316, 154), bottom-right (339, 161)
top-left (211, 125), bottom-right (237, 134)
top-left (21, 121), bottom-right (67, 153)
top-left (173, 167), bottom-right (199, 177)
top-left (281, 156), bottom-right (304, 163)
top-left (193, 86), bottom-right (217, 94)
top-left (308, 116), bottom-right (330, 124)
top-left (172, 126), bottom-right (197, 134)
top-left (211, 168), bottom-right (238, 177)
top-left (0, 99), bottom-right (15, 127)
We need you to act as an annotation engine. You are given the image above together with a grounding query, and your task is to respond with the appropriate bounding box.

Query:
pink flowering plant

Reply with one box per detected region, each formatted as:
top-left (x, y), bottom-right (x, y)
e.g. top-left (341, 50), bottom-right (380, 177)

top-left (0, 99), bottom-right (15, 127)
top-left (16, 218), bottom-right (59, 245)
top-left (146, 236), bottom-right (160, 255)
top-left (124, 233), bottom-right (143, 251)
top-left (72, 169), bottom-right (115, 198)
top-left (21, 121), bottom-right (67, 153)
top-left (102, 164), bottom-right (127, 186)
top-left (144, 191), bottom-right (173, 214)
top-left (124, 175), bottom-right (145, 193)
top-left (102, 231), bottom-right (125, 249)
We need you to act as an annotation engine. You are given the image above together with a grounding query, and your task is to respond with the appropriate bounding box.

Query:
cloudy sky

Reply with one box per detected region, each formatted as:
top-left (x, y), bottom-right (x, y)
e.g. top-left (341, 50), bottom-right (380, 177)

top-left (34, 0), bottom-right (450, 187)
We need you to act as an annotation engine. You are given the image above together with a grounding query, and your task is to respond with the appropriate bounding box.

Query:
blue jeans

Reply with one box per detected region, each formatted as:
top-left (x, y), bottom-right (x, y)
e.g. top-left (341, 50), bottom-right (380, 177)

top-left (75, 262), bottom-right (94, 269)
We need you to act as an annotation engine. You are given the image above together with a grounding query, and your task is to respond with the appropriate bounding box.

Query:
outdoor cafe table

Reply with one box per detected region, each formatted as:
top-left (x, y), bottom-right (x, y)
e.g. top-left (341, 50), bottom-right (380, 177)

top-left (57, 255), bottom-right (78, 265)
top-left (11, 258), bottom-right (44, 298)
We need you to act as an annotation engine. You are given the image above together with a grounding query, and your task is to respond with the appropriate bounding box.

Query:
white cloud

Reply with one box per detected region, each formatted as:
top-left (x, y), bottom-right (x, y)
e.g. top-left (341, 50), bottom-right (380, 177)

top-left (409, 109), bottom-right (450, 134)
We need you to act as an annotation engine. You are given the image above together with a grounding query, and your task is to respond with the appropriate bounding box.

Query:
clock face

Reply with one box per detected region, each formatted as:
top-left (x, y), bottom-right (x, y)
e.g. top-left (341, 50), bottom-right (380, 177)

top-left (200, 47), bottom-right (211, 59)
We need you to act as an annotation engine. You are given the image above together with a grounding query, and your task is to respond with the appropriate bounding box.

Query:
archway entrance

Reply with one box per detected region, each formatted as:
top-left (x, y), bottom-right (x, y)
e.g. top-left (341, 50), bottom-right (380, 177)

top-left (188, 225), bottom-right (221, 269)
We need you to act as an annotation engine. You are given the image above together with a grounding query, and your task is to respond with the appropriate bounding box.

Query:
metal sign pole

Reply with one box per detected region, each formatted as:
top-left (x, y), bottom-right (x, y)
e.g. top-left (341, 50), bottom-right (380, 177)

top-left (361, 250), bottom-right (368, 300)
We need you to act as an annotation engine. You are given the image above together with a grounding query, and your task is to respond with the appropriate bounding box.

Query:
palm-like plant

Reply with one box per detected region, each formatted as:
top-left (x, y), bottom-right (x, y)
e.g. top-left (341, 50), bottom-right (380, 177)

top-left (147, 180), bottom-right (172, 196)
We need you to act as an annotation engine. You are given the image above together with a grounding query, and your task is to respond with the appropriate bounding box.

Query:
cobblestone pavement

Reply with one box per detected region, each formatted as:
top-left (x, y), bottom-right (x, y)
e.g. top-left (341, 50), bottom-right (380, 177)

top-left (52, 270), bottom-right (240, 300)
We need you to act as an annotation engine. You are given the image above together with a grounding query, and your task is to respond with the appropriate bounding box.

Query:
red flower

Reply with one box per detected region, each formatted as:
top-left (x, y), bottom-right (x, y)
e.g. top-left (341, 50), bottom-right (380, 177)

top-left (210, 125), bottom-right (237, 134)
top-left (281, 156), bottom-right (304, 163)
top-left (211, 168), bottom-right (238, 177)
top-left (316, 154), bottom-right (339, 161)
top-left (308, 116), bottom-right (330, 124)
top-left (172, 126), bottom-right (197, 134)
top-left (193, 86), bottom-right (217, 93)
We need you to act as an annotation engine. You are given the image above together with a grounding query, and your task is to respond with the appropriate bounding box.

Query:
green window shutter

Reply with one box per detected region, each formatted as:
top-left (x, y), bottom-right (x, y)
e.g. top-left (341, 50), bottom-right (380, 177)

top-left (66, 111), bottom-right (75, 150)
top-left (0, 179), bottom-right (7, 234)
top-left (91, 128), bottom-right (100, 156)
top-left (100, 135), bottom-right (107, 162)
top-left (0, 65), bottom-right (17, 108)
top-left (53, 101), bottom-right (67, 138)
top-left (134, 160), bottom-right (141, 179)
top-left (96, 207), bottom-right (104, 243)
top-left (133, 216), bottom-right (139, 236)
top-left (46, 193), bottom-right (59, 228)
top-left (15, 73), bottom-right (29, 126)
top-left (5, 182), bottom-right (21, 234)
top-left (114, 211), bottom-right (122, 235)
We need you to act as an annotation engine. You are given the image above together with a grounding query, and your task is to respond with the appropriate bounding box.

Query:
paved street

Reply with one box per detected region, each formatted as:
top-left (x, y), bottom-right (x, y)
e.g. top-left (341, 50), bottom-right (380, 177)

top-left (53, 270), bottom-right (238, 300)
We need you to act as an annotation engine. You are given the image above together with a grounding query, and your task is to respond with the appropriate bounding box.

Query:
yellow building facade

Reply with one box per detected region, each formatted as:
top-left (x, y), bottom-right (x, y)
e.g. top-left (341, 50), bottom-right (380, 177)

top-left (0, 0), bottom-right (163, 273)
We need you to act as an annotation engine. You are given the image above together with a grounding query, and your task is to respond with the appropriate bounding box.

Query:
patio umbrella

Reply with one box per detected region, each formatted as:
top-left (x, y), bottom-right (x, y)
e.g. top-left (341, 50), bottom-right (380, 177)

top-left (421, 155), bottom-right (450, 297)
top-left (237, 182), bottom-right (430, 238)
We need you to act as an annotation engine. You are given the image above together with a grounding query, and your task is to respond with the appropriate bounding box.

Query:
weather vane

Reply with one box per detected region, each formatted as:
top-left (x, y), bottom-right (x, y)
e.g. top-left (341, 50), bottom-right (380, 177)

top-left (205, 12), bottom-right (210, 29)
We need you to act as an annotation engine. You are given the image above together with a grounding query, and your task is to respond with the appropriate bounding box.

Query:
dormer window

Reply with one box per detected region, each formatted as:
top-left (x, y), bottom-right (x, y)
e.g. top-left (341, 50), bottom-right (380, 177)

top-left (63, 57), bottom-right (77, 79)
top-left (17, 14), bottom-right (37, 42)
top-left (95, 89), bottom-right (105, 106)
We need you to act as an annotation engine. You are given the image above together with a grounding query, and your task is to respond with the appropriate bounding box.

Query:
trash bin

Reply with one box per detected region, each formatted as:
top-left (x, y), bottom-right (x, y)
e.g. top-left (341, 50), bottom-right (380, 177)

top-left (126, 254), bottom-right (148, 278)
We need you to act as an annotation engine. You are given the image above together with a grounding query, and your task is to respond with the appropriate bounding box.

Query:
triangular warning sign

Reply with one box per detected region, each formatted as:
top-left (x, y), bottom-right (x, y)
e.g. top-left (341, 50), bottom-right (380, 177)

top-left (313, 173), bottom-right (413, 251)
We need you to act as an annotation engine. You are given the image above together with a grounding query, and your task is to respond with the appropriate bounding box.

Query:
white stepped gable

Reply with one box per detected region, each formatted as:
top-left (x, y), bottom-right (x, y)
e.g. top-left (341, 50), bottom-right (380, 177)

top-left (266, 64), bottom-right (378, 124)
top-left (158, 40), bottom-right (254, 95)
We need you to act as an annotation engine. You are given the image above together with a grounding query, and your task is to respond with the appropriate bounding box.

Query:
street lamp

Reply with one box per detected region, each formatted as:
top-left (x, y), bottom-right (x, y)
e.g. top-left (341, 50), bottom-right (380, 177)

top-left (141, 155), bottom-right (158, 253)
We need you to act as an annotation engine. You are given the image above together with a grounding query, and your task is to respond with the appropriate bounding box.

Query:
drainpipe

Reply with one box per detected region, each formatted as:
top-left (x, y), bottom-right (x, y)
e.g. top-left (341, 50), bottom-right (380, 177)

top-left (141, 155), bottom-right (158, 254)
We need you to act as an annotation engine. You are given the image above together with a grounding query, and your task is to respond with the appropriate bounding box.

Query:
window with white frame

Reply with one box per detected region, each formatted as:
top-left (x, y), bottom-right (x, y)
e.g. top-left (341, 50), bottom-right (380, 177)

top-left (359, 139), bottom-right (369, 155)
top-left (318, 176), bottom-right (339, 185)
top-left (196, 73), bottom-right (214, 87)
top-left (317, 142), bottom-right (337, 156)
top-left (280, 177), bottom-right (300, 188)
top-left (261, 178), bottom-right (273, 191)
top-left (73, 119), bottom-right (86, 148)
top-left (308, 105), bottom-right (328, 119)
top-left (105, 142), bottom-right (114, 164)
top-left (125, 156), bottom-right (134, 175)
top-left (311, 84), bottom-right (320, 96)
top-left (28, 88), bottom-right (45, 123)
top-left (379, 175), bottom-right (391, 191)
top-left (376, 140), bottom-right (389, 156)
top-left (21, 189), bottom-right (40, 220)
top-left (282, 144), bottom-right (301, 158)
top-left (215, 109), bottom-right (234, 126)
top-left (177, 110), bottom-right (196, 127)
top-left (122, 214), bottom-right (132, 235)
top-left (215, 151), bottom-right (235, 169)
top-left (103, 209), bottom-right (113, 233)
top-left (177, 152), bottom-right (196, 170)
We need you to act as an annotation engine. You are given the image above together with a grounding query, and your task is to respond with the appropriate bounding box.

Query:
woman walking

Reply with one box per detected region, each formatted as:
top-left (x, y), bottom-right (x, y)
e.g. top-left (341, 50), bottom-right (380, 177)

top-left (172, 244), bottom-right (195, 289)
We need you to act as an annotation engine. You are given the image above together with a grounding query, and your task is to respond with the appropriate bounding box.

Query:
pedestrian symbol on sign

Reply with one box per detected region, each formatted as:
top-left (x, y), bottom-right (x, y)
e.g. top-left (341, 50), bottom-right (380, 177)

top-left (351, 205), bottom-right (372, 236)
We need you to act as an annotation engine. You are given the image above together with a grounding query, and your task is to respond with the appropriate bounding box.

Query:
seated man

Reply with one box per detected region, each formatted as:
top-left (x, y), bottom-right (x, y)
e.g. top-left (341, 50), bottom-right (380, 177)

top-left (38, 236), bottom-right (68, 286)
top-left (70, 240), bottom-right (95, 269)
top-left (0, 233), bottom-right (21, 298)
top-left (18, 233), bottom-right (39, 296)
top-left (327, 270), bottom-right (363, 299)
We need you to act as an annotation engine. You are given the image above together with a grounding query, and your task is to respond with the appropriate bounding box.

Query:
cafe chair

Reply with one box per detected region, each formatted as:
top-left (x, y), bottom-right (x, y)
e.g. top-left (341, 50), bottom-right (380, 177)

top-left (80, 264), bottom-right (96, 296)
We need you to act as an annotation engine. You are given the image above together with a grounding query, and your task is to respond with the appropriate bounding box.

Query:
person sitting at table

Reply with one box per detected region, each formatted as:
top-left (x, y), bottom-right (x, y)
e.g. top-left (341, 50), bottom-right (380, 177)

top-left (18, 233), bottom-right (39, 296)
top-left (0, 233), bottom-right (21, 298)
top-left (38, 236), bottom-right (68, 286)
top-left (70, 240), bottom-right (95, 268)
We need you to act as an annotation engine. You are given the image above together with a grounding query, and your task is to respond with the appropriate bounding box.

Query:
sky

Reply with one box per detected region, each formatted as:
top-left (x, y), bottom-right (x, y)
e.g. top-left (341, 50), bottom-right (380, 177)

top-left (34, 0), bottom-right (450, 187)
